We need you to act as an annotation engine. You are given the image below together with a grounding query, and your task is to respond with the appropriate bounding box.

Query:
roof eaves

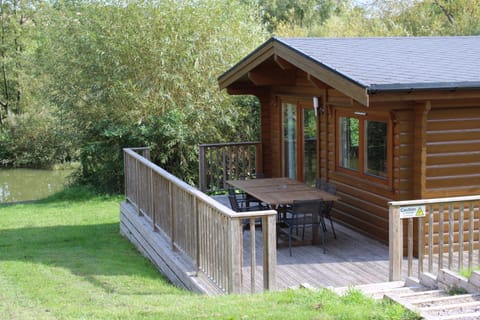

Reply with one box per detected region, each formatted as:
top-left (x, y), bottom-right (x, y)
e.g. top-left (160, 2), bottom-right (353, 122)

top-left (368, 81), bottom-right (480, 94)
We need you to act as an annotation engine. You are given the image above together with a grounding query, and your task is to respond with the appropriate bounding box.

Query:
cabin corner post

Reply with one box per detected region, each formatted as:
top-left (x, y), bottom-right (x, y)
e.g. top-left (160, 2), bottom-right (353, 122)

top-left (255, 142), bottom-right (263, 176)
top-left (412, 101), bottom-right (431, 199)
top-left (389, 204), bottom-right (403, 281)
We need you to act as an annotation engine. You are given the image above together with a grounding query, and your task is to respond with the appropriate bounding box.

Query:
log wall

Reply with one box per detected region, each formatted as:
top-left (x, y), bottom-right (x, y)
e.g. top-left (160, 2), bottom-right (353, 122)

top-left (255, 68), bottom-right (480, 244)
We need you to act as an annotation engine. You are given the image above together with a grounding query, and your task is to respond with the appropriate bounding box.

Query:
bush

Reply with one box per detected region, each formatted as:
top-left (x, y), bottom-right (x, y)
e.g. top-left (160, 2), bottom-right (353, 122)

top-left (0, 112), bottom-right (76, 168)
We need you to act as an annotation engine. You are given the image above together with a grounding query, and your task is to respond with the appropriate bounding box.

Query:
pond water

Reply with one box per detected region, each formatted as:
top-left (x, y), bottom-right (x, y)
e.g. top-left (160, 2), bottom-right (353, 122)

top-left (0, 168), bottom-right (74, 203)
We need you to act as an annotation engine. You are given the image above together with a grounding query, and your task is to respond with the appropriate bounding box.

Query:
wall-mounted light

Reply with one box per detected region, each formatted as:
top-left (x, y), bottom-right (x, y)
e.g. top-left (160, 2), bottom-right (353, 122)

top-left (313, 96), bottom-right (322, 116)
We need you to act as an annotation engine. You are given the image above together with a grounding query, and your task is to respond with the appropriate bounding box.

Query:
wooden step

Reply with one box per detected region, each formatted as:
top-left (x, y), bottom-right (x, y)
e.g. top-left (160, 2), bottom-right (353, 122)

top-left (422, 300), bottom-right (480, 318)
top-left (437, 311), bottom-right (480, 320)
top-left (367, 286), bottom-right (429, 300)
top-left (411, 293), bottom-right (480, 308)
top-left (381, 272), bottom-right (480, 320)
top-left (394, 289), bottom-right (447, 301)
top-left (333, 280), bottom-right (406, 298)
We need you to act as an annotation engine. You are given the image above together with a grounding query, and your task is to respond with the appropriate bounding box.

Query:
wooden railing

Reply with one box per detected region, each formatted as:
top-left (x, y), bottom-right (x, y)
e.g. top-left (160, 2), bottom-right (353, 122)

top-left (389, 196), bottom-right (480, 281)
top-left (198, 142), bottom-right (263, 193)
top-left (124, 147), bottom-right (277, 294)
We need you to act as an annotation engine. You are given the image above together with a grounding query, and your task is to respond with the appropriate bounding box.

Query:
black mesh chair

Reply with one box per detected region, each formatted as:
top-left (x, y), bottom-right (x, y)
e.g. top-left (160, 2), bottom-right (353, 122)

top-left (315, 178), bottom-right (337, 239)
top-left (278, 199), bottom-right (324, 256)
top-left (227, 187), bottom-right (267, 209)
top-left (228, 192), bottom-right (268, 232)
top-left (315, 177), bottom-right (327, 191)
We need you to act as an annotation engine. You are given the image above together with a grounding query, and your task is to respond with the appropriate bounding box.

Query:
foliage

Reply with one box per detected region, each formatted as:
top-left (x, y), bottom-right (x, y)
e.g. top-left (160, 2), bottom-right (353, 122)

top-left (308, 0), bottom-right (480, 37)
top-left (0, 110), bottom-right (73, 168)
top-left (77, 121), bottom-right (146, 192)
top-left (244, 0), bottom-right (345, 33)
top-left (29, 0), bottom-right (267, 192)
top-left (0, 190), bottom-right (418, 319)
top-left (2, 0), bottom-right (480, 190)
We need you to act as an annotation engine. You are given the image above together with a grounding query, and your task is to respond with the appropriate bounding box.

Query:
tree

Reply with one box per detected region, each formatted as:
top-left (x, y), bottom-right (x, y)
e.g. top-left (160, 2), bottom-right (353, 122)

top-left (37, 0), bottom-right (267, 192)
top-left (243, 0), bottom-right (346, 33)
top-left (0, 0), bottom-right (33, 124)
top-left (316, 0), bottom-right (480, 37)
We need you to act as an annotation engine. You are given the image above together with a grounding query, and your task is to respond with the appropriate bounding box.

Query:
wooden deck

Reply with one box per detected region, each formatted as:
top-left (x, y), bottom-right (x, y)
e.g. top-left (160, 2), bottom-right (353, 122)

top-left (212, 195), bottom-right (417, 293)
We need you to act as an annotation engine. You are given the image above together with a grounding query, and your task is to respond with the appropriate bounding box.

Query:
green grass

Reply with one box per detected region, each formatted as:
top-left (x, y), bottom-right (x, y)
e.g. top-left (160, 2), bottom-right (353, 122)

top-left (0, 186), bottom-right (419, 319)
top-left (459, 267), bottom-right (480, 279)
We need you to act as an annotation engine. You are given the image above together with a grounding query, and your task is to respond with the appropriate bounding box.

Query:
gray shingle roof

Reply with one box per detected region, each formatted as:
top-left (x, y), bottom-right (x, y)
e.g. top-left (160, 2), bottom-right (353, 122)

top-left (276, 36), bottom-right (480, 92)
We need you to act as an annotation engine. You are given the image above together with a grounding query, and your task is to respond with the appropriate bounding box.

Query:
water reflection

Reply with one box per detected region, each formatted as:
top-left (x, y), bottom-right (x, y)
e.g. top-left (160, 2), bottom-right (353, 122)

top-left (0, 168), bottom-right (73, 203)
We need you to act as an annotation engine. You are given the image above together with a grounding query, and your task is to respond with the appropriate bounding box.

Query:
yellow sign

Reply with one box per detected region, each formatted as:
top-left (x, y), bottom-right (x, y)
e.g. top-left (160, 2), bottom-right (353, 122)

top-left (399, 205), bottom-right (426, 219)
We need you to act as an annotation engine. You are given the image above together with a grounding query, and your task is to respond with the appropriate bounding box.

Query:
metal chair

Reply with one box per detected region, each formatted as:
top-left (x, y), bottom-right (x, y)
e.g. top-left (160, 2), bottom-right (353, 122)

top-left (227, 187), bottom-right (267, 209)
top-left (315, 178), bottom-right (337, 239)
top-left (278, 199), bottom-right (324, 256)
top-left (323, 183), bottom-right (337, 239)
top-left (227, 192), bottom-right (268, 232)
top-left (315, 177), bottom-right (327, 191)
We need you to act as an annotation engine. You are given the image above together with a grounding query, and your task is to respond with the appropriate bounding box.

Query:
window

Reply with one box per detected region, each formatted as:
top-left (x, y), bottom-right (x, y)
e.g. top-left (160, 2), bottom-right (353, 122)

top-left (365, 120), bottom-right (387, 178)
top-left (337, 111), bottom-right (390, 182)
top-left (339, 117), bottom-right (359, 171)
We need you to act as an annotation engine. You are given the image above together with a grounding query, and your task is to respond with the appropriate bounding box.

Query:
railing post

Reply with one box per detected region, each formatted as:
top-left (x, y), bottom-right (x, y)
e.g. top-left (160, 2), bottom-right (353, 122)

top-left (124, 149), bottom-right (127, 200)
top-left (389, 204), bottom-right (403, 281)
top-left (263, 213), bottom-right (277, 291)
top-left (169, 181), bottom-right (175, 250)
top-left (199, 145), bottom-right (206, 192)
top-left (227, 217), bottom-right (242, 294)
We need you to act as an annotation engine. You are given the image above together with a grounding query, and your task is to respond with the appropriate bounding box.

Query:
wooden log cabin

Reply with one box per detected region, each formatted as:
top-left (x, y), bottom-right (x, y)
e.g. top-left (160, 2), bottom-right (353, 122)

top-left (218, 36), bottom-right (480, 244)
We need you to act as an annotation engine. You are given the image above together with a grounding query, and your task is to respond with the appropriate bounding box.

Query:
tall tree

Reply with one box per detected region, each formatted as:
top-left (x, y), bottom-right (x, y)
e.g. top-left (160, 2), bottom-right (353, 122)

top-left (37, 0), bottom-right (267, 191)
top-left (0, 0), bottom-right (29, 125)
top-left (244, 0), bottom-right (345, 32)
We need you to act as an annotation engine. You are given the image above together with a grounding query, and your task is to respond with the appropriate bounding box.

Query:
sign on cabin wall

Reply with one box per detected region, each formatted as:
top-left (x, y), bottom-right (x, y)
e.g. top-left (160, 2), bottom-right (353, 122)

top-left (399, 205), bottom-right (426, 219)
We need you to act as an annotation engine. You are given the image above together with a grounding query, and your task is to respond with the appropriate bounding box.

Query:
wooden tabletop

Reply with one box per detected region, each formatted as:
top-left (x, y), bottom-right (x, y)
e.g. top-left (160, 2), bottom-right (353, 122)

top-left (226, 177), bottom-right (339, 206)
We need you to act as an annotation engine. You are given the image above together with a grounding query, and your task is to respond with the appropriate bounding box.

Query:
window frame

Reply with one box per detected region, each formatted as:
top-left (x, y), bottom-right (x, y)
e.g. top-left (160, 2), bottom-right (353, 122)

top-left (280, 97), bottom-right (319, 184)
top-left (335, 110), bottom-right (393, 186)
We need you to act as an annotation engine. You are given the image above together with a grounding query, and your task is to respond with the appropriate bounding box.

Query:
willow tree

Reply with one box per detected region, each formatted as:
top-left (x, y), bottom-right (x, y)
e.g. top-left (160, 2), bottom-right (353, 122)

top-left (38, 0), bottom-right (267, 192)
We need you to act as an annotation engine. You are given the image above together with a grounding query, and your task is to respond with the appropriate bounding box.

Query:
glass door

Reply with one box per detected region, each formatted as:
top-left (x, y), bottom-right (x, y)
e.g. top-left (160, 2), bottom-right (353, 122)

top-left (303, 107), bottom-right (317, 186)
top-left (282, 102), bottom-right (297, 179)
top-left (281, 99), bottom-right (318, 185)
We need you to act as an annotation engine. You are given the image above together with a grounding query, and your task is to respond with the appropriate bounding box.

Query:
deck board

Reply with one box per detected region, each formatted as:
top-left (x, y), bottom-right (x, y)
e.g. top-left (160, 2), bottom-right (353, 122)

top-left (211, 195), bottom-right (417, 293)
top-left (239, 222), bottom-right (417, 293)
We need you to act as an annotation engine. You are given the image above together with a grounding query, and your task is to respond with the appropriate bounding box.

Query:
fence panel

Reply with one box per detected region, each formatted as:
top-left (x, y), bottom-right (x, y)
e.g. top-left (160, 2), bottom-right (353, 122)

top-left (389, 196), bottom-right (480, 281)
top-left (123, 147), bottom-right (276, 294)
top-left (199, 142), bottom-right (262, 193)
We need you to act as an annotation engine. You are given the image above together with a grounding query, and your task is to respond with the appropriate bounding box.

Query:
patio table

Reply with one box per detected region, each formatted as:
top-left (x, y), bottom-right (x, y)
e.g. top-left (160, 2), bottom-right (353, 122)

top-left (226, 177), bottom-right (340, 246)
top-left (226, 177), bottom-right (339, 207)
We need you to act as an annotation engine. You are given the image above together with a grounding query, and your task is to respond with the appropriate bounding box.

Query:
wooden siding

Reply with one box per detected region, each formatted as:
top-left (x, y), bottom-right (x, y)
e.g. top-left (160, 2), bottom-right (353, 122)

top-left (232, 58), bottom-right (480, 246)
top-left (260, 93), bottom-right (282, 178)
top-left (425, 106), bottom-right (480, 197)
top-left (394, 109), bottom-right (415, 200)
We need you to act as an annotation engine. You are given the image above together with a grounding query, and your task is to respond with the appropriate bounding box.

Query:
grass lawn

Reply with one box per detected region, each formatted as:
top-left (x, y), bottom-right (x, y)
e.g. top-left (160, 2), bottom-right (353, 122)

top-left (0, 186), bottom-right (418, 320)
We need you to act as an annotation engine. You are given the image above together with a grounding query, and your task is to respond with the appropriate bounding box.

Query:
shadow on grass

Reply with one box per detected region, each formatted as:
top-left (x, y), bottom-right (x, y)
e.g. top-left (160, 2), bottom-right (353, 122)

top-left (0, 221), bottom-right (173, 294)
top-left (38, 185), bottom-right (123, 203)
top-left (0, 185), bottom-right (122, 207)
